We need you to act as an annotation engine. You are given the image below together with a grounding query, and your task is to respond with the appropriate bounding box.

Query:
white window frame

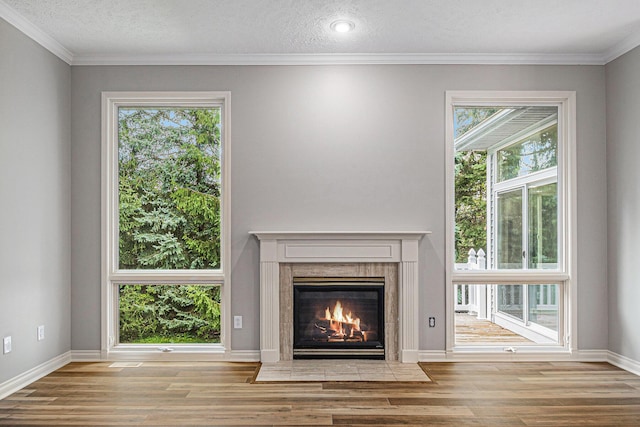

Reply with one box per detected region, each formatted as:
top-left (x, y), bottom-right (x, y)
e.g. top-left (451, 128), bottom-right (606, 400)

top-left (101, 91), bottom-right (231, 359)
top-left (445, 91), bottom-right (577, 356)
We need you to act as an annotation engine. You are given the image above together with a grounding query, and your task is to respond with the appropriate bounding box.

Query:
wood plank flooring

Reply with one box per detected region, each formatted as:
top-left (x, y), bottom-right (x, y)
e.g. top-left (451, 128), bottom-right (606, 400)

top-left (455, 313), bottom-right (532, 344)
top-left (1, 361), bottom-right (640, 425)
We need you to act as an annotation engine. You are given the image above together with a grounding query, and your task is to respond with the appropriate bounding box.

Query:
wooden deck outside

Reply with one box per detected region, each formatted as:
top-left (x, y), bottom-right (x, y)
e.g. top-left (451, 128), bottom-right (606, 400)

top-left (1, 361), bottom-right (640, 425)
top-left (455, 312), bottom-right (532, 344)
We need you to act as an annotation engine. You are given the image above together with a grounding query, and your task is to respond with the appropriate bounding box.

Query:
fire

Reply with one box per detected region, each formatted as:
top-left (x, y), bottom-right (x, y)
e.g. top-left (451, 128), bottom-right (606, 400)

top-left (322, 300), bottom-right (363, 340)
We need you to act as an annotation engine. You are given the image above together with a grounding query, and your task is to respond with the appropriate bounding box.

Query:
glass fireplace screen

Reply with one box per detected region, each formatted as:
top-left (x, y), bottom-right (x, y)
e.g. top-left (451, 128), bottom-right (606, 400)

top-left (293, 278), bottom-right (385, 358)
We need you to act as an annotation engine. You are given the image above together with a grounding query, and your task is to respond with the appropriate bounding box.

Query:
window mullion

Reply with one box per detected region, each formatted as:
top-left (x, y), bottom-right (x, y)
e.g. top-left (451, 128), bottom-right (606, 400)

top-left (523, 186), bottom-right (528, 270)
top-left (452, 270), bottom-right (569, 284)
top-left (111, 270), bottom-right (225, 283)
top-left (493, 167), bottom-right (557, 192)
top-left (523, 284), bottom-right (529, 325)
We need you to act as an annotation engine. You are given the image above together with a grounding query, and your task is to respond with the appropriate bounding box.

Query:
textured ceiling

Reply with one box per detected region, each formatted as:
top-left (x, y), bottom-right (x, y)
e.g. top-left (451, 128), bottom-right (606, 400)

top-left (3, 0), bottom-right (640, 63)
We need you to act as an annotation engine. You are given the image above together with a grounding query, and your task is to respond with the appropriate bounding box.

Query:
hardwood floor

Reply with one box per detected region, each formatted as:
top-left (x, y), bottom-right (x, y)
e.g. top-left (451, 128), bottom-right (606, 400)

top-left (455, 313), bottom-right (533, 344)
top-left (1, 361), bottom-right (640, 425)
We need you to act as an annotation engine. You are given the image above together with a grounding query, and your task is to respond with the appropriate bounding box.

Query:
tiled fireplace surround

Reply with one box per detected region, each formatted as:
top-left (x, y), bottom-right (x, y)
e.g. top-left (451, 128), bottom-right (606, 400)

top-left (251, 232), bottom-right (429, 363)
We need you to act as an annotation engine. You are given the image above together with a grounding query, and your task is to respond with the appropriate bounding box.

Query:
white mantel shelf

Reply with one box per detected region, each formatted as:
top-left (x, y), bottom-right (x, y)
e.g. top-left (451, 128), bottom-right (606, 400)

top-left (250, 230), bottom-right (431, 363)
top-left (251, 231), bottom-right (431, 240)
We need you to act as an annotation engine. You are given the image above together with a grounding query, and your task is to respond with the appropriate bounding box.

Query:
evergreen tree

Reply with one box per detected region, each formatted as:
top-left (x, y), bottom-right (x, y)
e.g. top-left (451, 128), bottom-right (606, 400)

top-left (117, 108), bottom-right (222, 343)
top-left (118, 108), bottom-right (221, 270)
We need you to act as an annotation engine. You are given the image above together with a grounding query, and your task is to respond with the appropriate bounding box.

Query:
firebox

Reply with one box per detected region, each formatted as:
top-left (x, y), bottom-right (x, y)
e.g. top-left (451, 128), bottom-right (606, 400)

top-left (293, 277), bottom-right (385, 359)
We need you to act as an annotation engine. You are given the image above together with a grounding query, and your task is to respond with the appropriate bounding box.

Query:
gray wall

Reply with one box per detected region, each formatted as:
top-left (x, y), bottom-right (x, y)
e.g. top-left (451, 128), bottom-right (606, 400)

top-left (0, 19), bottom-right (71, 384)
top-left (606, 47), bottom-right (640, 362)
top-left (71, 64), bottom-right (608, 353)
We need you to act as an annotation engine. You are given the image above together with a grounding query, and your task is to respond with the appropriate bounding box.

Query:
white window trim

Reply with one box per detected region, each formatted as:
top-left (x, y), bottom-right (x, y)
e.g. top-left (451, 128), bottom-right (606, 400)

top-left (493, 167), bottom-right (557, 193)
top-left (445, 91), bottom-right (577, 356)
top-left (100, 91), bottom-right (232, 359)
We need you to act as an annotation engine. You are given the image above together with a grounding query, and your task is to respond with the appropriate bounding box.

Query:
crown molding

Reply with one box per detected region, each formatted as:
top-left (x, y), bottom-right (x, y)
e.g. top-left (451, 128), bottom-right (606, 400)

top-left (603, 28), bottom-right (640, 64)
top-left (0, 0), bottom-right (73, 64)
top-left (3, 0), bottom-right (640, 67)
top-left (71, 52), bottom-right (607, 66)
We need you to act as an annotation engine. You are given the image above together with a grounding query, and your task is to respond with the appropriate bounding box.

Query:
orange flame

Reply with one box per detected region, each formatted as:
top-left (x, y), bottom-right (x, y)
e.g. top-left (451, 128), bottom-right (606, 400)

top-left (324, 300), bottom-right (362, 339)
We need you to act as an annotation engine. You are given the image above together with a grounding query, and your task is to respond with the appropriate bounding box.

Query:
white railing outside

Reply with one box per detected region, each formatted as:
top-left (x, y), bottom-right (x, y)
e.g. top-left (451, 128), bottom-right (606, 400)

top-left (454, 249), bottom-right (486, 314)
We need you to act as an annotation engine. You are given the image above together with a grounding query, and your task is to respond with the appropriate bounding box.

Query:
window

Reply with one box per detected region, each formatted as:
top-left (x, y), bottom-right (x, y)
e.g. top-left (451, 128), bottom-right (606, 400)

top-left (102, 92), bottom-right (231, 356)
top-left (446, 92), bottom-right (575, 353)
top-left (454, 283), bottom-right (561, 345)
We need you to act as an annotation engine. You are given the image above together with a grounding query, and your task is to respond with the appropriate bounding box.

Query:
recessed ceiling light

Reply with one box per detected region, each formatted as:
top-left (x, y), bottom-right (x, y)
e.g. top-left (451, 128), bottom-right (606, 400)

top-left (330, 20), bottom-right (355, 33)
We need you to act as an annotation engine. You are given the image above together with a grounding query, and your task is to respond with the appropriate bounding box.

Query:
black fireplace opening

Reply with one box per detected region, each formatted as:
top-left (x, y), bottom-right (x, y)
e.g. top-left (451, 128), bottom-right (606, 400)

top-left (293, 278), bottom-right (384, 359)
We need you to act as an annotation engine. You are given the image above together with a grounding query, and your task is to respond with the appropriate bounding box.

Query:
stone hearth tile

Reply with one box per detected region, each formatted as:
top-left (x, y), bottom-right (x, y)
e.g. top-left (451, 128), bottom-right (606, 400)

top-left (254, 360), bottom-right (430, 383)
top-left (290, 374), bottom-right (326, 381)
top-left (325, 374), bottom-right (363, 381)
top-left (359, 374), bottom-right (397, 381)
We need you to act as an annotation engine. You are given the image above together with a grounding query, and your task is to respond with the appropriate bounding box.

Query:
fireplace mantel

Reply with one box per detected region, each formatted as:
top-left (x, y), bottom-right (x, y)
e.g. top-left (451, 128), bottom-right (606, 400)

top-left (250, 231), bottom-right (430, 363)
top-left (251, 231), bottom-right (430, 240)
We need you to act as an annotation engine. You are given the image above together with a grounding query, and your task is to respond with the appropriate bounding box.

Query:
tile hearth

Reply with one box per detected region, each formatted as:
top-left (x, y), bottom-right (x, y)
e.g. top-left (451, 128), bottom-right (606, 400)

top-left (254, 360), bottom-right (431, 382)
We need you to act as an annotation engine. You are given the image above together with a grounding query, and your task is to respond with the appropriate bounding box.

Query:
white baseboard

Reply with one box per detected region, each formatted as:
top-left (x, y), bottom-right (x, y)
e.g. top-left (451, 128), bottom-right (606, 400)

top-left (72, 349), bottom-right (262, 362)
top-left (70, 350), bottom-right (103, 361)
top-left (418, 350), bottom-right (447, 361)
top-left (419, 349), bottom-right (611, 363)
top-left (574, 349), bottom-right (609, 362)
top-left (400, 350), bottom-right (419, 363)
top-left (0, 351), bottom-right (71, 400)
top-left (607, 351), bottom-right (640, 376)
top-left (227, 350), bottom-right (261, 362)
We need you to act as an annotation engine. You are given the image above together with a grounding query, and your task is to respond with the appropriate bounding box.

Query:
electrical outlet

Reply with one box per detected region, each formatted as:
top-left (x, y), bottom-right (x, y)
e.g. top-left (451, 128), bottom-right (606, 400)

top-left (234, 315), bottom-right (243, 329)
top-left (37, 325), bottom-right (45, 341)
top-left (428, 317), bottom-right (436, 327)
top-left (3, 336), bottom-right (11, 354)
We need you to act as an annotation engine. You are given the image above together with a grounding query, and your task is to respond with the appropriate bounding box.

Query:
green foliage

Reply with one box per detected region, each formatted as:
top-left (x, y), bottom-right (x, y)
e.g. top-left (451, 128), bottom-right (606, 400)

top-left (453, 107), bottom-right (496, 263)
top-left (528, 183), bottom-right (558, 267)
top-left (172, 188), bottom-right (221, 269)
top-left (118, 108), bottom-right (222, 270)
top-left (118, 285), bottom-right (158, 341)
top-left (454, 150), bottom-right (487, 263)
top-left (117, 107), bottom-right (223, 344)
top-left (497, 125), bottom-right (557, 181)
top-left (119, 285), bottom-right (221, 343)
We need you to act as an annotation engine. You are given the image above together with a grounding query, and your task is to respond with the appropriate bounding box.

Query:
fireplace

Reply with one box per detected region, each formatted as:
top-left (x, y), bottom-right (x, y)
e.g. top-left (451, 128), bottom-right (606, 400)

top-left (293, 278), bottom-right (385, 359)
top-left (251, 231), bottom-right (429, 363)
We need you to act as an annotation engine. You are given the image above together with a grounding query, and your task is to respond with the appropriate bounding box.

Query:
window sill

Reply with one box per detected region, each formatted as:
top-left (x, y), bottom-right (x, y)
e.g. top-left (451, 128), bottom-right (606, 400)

top-left (452, 270), bottom-right (569, 283)
top-left (104, 345), bottom-right (229, 361)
